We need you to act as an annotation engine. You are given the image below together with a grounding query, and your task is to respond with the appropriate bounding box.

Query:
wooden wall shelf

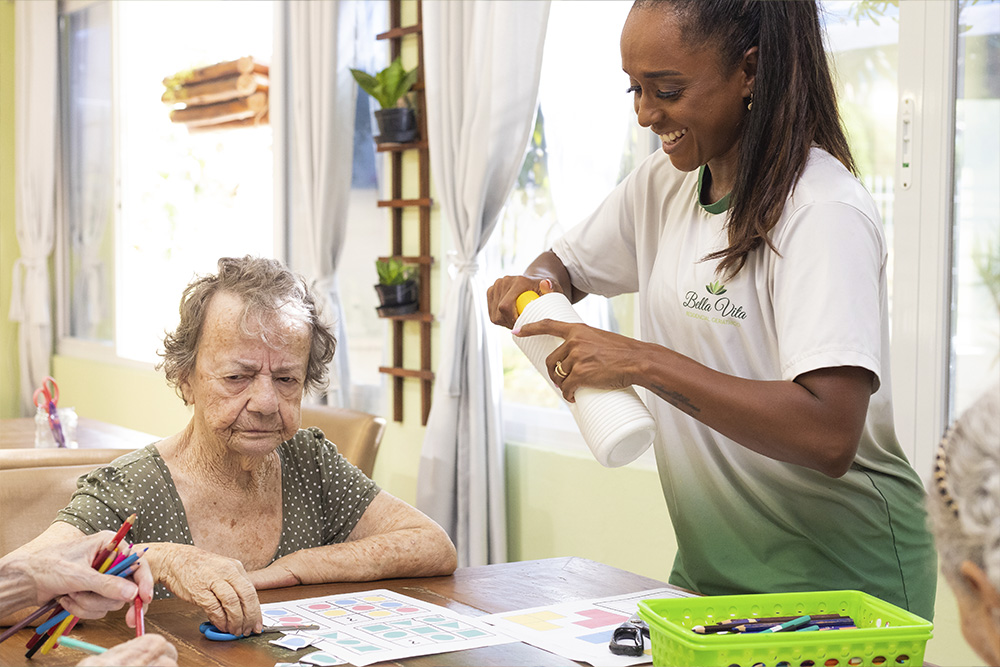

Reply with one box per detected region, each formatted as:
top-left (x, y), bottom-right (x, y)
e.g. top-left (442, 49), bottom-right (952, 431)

top-left (377, 0), bottom-right (434, 426)
top-left (377, 140), bottom-right (429, 152)
top-left (377, 254), bottom-right (433, 263)
top-left (377, 198), bottom-right (433, 208)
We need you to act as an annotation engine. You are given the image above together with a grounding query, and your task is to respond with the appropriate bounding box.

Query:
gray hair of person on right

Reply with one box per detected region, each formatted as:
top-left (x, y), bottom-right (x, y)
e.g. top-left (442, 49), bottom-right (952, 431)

top-left (927, 383), bottom-right (1000, 591)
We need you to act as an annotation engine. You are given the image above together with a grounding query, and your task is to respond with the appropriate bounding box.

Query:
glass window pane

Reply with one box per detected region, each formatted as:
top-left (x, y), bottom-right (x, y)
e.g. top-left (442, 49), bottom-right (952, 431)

top-left (61, 2), bottom-right (114, 343)
top-left (821, 1), bottom-right (900, 307)
top-left (950, 1), bottom-right (1000, 417)
top-left (338, 0), bottom-right (388, 414)
top-left (115, 0), bottom-right (274, 364)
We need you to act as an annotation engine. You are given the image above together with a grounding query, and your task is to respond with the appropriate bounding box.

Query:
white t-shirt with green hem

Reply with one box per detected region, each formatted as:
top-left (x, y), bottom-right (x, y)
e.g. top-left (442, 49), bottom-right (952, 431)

top-left (552, 147), bottom-right (936, 619)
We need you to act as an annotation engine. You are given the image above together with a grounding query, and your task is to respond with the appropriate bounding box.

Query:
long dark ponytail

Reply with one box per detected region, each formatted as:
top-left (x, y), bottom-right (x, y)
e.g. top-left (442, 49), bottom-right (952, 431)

top-left (635, 0), bottom-right (856, 277)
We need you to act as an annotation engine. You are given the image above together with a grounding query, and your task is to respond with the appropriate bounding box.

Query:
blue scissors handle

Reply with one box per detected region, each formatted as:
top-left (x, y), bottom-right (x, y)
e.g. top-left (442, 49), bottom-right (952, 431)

top-left (199, 622), bottom-right (242, 641)
top-left (198, 621), bottom-right (318, 641)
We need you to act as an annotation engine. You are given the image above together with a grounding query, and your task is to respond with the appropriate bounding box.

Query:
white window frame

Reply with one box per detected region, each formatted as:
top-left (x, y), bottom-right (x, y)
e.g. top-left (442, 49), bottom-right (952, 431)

top-left (55, 0), bottom-right (125, 367)
top-left (892, 0), bottom-right (959, 479)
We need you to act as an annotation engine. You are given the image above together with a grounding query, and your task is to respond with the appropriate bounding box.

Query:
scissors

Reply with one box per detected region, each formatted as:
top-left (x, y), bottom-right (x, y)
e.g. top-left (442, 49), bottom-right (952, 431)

top-left (32, 376), bottom-right (66, 447)
top-left (199, 622), bottom-right (320, 642)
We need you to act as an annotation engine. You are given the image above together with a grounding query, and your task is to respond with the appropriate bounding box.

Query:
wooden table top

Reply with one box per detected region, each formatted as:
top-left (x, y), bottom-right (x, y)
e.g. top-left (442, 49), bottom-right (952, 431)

top-left (0, 417), bottom-right (158, 450)
top-left (0, 557), bottom-right (673, 667)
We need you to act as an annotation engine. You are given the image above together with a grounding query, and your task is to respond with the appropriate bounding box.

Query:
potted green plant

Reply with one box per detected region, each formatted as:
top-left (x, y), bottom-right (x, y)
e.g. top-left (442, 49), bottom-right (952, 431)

top-left (351, 57), bottom-right (419, 144)
top-left (374, 258), bottom-right (419, 316)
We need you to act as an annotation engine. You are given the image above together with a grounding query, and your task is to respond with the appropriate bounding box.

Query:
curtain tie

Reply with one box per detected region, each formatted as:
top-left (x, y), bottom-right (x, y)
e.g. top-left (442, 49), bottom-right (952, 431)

top-left (447, 251), bottom-right (479, 277)
top-left (77, 247), bottom-right (106, 332)
top-left (8, 256), bottom-right (51, 325)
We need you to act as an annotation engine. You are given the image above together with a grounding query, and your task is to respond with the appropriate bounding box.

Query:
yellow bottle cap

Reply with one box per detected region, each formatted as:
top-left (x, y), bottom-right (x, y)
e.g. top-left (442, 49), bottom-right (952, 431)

top-left (516, 290), bottom-right (541, 315)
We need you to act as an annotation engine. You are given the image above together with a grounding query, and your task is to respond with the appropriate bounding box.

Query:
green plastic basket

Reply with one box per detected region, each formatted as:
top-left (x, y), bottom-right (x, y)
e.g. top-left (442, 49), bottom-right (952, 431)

top-left (637, 590), bottom-right (933, 667)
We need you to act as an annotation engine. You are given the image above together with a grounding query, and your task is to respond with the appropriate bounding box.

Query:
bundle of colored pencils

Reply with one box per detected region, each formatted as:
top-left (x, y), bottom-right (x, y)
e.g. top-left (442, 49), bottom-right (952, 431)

top-left (692, 613), bottom-right (857, 635)
top-left (0, 514), bottom-right (144, 658)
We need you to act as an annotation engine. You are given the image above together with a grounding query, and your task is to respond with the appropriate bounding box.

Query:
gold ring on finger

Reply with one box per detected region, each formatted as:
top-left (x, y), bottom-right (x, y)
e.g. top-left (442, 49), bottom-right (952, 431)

top-left (554, 360), bottom-right (569, 379)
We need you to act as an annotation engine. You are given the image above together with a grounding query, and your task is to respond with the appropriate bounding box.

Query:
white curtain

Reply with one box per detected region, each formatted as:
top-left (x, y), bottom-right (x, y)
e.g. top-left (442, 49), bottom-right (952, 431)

top-left (417, 0), bottom-right (551, 567)
top-left (9, 0), bottom-right (58, 415)
top-left (277, 0), bottom-right (359, 407)
top-left (71, 157), bottom-right (111, 339)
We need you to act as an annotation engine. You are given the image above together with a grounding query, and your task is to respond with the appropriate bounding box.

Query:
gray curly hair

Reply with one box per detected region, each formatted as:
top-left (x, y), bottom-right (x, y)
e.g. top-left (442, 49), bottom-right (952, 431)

top-left (157, 256), bottom-right (336, 404)
top-left (927, 383), bottom-right (1000, 593)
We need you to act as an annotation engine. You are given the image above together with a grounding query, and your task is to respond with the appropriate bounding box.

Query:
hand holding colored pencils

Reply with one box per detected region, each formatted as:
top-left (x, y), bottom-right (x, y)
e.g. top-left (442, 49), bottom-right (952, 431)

top-left (0, 514), bottom-right (145, 658)
top-left (27, 517), bottom-right (144, 658)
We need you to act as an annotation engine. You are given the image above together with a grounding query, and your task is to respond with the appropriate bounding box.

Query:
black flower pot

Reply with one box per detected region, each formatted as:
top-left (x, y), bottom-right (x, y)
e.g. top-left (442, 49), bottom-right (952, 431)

top-left (374, 108), bottom-right (418, 144)
top-left (375, 280), bottom-right (418, 317)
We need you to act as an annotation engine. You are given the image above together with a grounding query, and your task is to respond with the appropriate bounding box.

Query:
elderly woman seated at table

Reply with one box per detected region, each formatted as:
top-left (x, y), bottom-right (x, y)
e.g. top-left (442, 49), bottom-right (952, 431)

top-left (926, 384), bottom-right (1000, 666)
top-left (17, 256), bottom-right (457, 638)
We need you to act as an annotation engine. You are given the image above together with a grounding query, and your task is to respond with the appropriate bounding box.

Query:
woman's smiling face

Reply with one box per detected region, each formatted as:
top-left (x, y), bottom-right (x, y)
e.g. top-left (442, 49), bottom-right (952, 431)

top-left (620, 4), bottom-right (753, 178)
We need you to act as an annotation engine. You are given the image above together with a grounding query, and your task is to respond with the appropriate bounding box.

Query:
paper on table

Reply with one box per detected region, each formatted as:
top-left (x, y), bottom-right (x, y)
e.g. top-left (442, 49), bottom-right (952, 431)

top-left (260, 588), bottom-right (515, 667)
top-left (299, 651), bottom-right (347, 666)
top-left (478, 587), bottom-right (694, 667)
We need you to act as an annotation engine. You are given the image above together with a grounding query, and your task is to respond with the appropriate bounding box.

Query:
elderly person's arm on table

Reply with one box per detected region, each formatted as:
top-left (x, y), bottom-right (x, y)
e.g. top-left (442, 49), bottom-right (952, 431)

top-left (246, 490), bottom-right (457, 590)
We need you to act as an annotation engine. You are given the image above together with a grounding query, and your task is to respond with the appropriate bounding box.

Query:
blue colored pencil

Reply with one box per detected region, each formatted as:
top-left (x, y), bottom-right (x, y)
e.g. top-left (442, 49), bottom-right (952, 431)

top-left (56, 636), bottom-right (108, 654)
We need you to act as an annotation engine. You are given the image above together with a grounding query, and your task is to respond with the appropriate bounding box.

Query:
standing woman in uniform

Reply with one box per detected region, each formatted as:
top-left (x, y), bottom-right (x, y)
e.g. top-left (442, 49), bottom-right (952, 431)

top-left (488, 0), bottom-right (937, 618)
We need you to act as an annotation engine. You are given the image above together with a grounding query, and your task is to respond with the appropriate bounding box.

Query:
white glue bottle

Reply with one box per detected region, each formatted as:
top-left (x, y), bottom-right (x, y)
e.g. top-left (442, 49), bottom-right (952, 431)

top-left (513, 290), bottom-right (657, 468)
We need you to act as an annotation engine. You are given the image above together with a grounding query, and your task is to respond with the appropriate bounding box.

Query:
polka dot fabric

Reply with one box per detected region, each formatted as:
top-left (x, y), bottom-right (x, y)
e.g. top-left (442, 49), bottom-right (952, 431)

top-left (55, 427), bottom-right (380, 599)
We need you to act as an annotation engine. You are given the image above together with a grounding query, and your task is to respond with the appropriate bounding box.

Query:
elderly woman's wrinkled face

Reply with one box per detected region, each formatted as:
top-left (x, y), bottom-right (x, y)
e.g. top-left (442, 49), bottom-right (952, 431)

top-left (181, 292), bottom-right (311, 458)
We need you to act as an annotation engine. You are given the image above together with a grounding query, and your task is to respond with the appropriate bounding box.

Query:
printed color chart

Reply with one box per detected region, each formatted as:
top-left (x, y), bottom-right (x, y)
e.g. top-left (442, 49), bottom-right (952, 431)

top-left (261, 589), bottom-right (513, 666)
top-left (480, 587), bottom-right (694, 667)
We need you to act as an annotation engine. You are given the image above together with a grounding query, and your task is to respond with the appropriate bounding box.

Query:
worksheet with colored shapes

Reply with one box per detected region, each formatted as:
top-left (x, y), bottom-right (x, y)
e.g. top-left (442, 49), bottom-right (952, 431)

top-left (478, 587), bottom-right (695, 667)
top-left (260, 589), bottom-right (515, 666)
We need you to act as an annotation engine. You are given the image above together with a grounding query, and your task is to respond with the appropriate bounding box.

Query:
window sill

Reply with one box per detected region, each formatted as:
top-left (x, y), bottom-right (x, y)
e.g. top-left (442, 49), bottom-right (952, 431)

top-left (56, 338), bottom-right (159, 373)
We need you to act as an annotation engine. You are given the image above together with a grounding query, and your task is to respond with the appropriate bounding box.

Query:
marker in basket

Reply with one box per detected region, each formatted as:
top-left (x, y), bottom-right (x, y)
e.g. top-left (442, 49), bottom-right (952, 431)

top-left (734, 617), bottom-right (857, 633)
top-left (693, 614), bottom-right (848, 634)
top-left (764, 615), bottom-right (812, 632)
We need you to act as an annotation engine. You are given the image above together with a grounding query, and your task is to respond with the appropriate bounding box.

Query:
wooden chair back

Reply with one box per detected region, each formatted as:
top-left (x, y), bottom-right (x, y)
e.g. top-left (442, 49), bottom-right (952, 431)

top-left (0, 448), bottom-right (127, 556)
top-left (299, 405), bottom-right (386, 477)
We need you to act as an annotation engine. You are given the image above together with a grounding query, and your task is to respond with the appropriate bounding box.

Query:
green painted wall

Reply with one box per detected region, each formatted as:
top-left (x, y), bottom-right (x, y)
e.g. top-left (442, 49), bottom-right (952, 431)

top-left (0, 1), bottom-right (19, 419)
top-left (505, 443), bottom-right (674, 582)
top-left (50, 355), bottom-right (191, 438)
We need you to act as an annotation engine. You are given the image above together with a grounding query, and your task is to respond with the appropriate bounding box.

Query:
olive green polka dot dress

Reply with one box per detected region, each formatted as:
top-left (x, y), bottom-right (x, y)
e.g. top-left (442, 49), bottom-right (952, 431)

top-left (55, 427), bottom-right (379, 599)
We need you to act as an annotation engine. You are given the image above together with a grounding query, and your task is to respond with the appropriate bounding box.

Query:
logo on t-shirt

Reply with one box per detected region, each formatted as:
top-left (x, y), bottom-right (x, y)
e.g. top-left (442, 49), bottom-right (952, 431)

top-left (706, 280), bottom-right (727, 295)
top-left (682, 281), bottom-right (746, 327)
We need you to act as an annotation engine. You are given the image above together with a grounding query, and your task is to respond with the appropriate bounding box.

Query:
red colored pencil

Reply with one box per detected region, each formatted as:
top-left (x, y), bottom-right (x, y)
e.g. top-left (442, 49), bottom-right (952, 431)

top-left (91, 513), bottom-right (137, 569)
top-left (135, 597), bottom-right (145, 637)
